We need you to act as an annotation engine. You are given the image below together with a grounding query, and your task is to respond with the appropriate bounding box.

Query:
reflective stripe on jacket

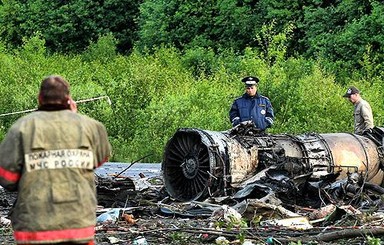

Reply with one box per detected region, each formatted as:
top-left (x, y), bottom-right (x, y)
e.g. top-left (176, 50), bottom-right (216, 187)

top-left (0, 109), bottom-right (111, 244)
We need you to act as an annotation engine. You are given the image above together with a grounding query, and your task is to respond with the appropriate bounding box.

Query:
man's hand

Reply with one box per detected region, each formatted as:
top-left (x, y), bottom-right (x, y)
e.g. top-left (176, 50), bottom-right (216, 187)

top-left (231, 117), bottom-right (240, 127)
top-left (363, 128), bottom-right (373, 135)
top-left (68, 98), bottom-right (77, 113)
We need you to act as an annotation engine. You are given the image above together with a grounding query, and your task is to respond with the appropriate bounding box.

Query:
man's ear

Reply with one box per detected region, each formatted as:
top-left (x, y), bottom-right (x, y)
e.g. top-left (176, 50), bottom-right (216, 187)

top-left (67, 96), bottom-right (78, 113)
top-left (65, 95), bottom-right (70, 104)
top-left (38, 93), bottom-right (43, 105)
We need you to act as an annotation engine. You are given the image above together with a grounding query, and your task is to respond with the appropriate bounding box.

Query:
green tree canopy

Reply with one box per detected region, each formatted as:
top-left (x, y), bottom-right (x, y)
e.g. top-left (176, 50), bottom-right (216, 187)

top-left (0, 0), bottom-right (141, 53)
top-left (301, 0), bottom-right (384, 74)
top-left (137, 0), bottom-right (261, 51)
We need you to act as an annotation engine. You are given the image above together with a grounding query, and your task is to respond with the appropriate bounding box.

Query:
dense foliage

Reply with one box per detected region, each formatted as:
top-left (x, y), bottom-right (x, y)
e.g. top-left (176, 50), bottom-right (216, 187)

top-left (1, 0), bottom-right (384, 162)
top-left (0, 35), bottom-right (383, 162)
top-left (0, 0), bottom-right (141, 53)
top-left (1, 0), bottom-right (384, 77)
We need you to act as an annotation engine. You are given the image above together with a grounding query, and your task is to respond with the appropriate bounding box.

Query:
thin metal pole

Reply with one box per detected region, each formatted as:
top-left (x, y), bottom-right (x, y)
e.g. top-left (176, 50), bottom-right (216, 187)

top-left (75, 95), bottom-right (112, 105)
top-left (0, 96), bottom-right (111, 117)
top-left (0, 108), bottom-right (37, 117)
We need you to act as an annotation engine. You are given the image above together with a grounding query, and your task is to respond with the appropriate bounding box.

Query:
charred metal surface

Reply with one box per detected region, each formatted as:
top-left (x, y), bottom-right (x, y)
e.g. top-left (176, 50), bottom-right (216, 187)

top-left (96, 175), bottom-right (166, 208)
top-left (162, 129), bottom-right (224, 202)
top-left (96, 176), bottom-right (136, 207)
top-left (162, 126), bottom-right (384, 202)
top-left (0, 188), bottom-right (17, 211)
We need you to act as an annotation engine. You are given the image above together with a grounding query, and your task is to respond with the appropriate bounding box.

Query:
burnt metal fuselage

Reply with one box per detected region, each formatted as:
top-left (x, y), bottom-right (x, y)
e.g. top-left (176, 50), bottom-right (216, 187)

top-left (162, 127), bottom-right (384, 202)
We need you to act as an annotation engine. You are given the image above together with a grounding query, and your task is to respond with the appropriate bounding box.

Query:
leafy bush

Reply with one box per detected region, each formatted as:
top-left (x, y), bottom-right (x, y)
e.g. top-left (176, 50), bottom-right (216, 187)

top-left (1, 35), bottom-right (384, 162)
top-left (0, 0), bottom-right (141, 53)
top-left (82, 33), bottom-right (118, 63)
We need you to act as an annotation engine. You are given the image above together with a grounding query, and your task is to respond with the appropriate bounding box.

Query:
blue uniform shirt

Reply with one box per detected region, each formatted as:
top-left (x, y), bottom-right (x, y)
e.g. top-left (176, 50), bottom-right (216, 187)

top-left (229, 92), bottom-right (274, 131)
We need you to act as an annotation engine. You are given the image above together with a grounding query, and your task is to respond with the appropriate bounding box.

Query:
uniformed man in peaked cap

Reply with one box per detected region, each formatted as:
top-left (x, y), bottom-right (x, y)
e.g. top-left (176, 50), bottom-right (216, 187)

top-left (229, 76), bottom-right (274, 132)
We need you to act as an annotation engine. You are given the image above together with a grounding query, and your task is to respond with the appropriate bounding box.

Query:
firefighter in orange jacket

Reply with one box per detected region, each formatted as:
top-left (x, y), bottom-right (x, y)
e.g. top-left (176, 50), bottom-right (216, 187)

top-left (0, 75), bottom-right (112, 245)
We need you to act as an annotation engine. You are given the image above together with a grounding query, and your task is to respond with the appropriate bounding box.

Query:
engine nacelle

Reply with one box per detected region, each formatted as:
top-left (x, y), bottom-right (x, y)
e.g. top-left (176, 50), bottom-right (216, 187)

top-left (162, 127), bottom-right (384, 201)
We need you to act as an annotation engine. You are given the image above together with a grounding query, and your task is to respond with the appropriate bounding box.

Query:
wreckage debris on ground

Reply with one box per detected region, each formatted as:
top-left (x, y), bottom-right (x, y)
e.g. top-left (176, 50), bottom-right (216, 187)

top-left (3, 123), bottom-right (384, 244)
top-left (92, 166), bottom-right (384, 244)
top-left (1, 166), bottom-right (384, 244)
top-left (92, 170), bottom-right (384, 244)
top-left (154, 125), bottom-right (384, 244)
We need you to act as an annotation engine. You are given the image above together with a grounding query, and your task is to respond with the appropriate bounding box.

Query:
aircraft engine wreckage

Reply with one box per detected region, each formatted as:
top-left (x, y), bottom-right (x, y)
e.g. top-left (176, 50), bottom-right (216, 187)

top-left (162, 122), bottom-right (384, 207)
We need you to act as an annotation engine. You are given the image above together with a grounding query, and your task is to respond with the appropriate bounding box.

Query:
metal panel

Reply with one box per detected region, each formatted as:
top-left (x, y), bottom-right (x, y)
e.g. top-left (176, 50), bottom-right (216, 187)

top-left (162, 128), bottom-right (384, 201)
